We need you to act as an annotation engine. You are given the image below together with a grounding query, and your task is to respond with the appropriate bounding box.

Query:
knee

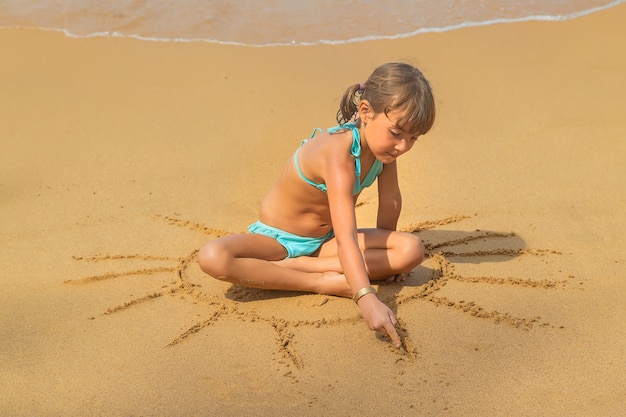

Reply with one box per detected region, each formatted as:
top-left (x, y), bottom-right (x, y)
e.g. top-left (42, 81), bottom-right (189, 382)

top-left (197, 241), bottom-right (232, 280)
top-left (396, 232), bottom-right (425, 271)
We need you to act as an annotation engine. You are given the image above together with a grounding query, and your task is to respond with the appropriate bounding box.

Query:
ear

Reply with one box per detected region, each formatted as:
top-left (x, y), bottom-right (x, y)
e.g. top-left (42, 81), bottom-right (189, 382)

top-left (358, 100), bottom-right (373, 124)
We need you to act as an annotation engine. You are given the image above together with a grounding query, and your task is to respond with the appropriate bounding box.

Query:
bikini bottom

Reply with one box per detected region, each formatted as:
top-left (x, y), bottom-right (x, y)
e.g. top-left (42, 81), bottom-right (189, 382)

top-left (248, 220), bottom-right (334, 258)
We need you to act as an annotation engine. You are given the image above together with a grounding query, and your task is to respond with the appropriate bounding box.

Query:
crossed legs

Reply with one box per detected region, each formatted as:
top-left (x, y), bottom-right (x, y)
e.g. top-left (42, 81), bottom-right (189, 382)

top-left (197, 228), bottom-right (424, 298)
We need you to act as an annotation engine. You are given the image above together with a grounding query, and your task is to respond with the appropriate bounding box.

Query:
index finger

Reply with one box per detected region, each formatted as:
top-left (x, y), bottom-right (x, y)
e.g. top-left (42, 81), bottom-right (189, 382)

top-left (384, 322), bottom-right (402, 348)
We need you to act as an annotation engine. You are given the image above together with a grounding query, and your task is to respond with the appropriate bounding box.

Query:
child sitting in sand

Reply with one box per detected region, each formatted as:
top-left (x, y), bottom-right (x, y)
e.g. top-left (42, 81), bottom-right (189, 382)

top-left (198, 62), bottom-right (435, 347)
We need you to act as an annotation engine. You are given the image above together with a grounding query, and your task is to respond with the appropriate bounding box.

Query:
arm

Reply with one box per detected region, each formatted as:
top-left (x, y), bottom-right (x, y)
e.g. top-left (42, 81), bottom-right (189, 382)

top-left (375, 161), bottom-right (410, 283)
top-left (376, 161), bottom-right (402, 231)
top-left (325, 152), bottom-right (370, 295)
top-left (324, 150), bottom-right (401, 347)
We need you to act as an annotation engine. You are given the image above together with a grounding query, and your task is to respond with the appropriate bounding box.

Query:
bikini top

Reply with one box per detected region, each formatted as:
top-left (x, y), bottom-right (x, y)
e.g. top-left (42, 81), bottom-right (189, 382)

top-left (294, 122), bottom-right (383, 195)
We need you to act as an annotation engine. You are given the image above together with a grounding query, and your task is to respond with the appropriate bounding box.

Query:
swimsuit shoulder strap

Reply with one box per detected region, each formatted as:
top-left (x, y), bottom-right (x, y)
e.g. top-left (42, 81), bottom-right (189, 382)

top-left (294, 127), bottom-right (327, 192)
top-left (299, 127), bottom-right (323, 146)
top-left (328, 122), bottom-right (361, 179)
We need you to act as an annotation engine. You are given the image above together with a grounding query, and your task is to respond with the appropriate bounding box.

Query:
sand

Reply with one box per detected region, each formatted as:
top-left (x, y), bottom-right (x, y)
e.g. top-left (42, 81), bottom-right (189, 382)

top-left (1, 4), bottom-right (625, 416)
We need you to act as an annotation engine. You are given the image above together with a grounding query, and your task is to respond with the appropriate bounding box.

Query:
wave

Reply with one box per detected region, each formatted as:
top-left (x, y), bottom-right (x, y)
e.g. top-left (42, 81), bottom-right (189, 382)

top-left (1, 0), bottom-right (624, 47)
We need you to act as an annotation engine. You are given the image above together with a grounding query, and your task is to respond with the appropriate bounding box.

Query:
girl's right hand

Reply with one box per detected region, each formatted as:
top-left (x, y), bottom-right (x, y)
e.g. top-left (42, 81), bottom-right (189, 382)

top-left (357, 294), bottom-right (401, 348)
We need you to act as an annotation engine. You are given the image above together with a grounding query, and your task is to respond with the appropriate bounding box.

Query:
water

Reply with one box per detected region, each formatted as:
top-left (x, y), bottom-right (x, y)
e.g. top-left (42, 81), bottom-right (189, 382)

top-left (0, 0), bottom-right (623, 46)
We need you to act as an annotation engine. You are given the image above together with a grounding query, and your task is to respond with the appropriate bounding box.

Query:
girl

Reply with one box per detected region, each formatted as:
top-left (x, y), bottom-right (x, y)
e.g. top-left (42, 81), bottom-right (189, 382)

top-left (199, 62), bottom-right (435, 348)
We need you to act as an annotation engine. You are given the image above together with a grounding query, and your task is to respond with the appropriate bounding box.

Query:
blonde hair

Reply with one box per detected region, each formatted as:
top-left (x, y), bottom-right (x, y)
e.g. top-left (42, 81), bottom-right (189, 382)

top-left (337, 62), bottom-right (435, 136)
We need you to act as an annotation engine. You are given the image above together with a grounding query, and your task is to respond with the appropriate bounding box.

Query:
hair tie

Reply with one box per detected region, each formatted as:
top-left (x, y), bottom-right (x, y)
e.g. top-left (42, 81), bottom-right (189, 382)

top-left (359, 82), bottom-right (365, 91)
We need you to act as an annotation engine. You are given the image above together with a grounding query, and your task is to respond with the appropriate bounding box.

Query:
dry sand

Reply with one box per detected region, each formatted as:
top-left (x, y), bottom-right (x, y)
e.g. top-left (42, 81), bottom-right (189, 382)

top-left (1, 4), bottom-right (625, 416)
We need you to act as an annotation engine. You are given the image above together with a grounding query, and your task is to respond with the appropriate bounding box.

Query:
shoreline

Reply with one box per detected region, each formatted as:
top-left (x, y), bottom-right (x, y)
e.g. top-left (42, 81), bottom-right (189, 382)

top-left (1, 0), bottom-right (625, 46)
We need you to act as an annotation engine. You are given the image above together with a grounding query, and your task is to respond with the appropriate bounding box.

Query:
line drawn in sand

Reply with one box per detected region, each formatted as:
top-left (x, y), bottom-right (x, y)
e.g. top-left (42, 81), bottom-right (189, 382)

top-left (66, 213), bottom-right (572, 372)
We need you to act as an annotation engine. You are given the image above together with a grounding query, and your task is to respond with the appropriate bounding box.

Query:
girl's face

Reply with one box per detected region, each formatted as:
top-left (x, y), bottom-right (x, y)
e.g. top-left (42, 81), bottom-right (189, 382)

top-left (361, 107), bottom-right (418, 163)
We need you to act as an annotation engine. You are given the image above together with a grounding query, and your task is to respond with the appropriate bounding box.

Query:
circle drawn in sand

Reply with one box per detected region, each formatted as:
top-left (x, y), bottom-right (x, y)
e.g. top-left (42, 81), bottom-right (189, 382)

top-left (67, 214), bottom-right (569, 370)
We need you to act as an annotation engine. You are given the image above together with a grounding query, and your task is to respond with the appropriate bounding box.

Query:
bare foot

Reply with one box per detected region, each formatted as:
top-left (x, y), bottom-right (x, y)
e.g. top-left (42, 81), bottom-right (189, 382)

top-left (376, 272), bottom-right (410, 284)
top-left (272, 256), bottom-right (341, 274)
top-left (318, 272), bottom-right (352, 298)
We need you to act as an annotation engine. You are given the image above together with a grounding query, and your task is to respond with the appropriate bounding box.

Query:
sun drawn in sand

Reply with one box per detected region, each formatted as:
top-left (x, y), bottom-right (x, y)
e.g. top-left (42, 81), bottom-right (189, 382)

top-left (66, 213), bottom-right (571, 372)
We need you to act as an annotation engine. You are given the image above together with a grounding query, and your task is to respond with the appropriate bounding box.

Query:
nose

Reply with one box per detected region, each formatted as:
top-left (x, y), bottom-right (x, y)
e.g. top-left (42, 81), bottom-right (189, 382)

top-left (395, 138), bottom-right (411, 154)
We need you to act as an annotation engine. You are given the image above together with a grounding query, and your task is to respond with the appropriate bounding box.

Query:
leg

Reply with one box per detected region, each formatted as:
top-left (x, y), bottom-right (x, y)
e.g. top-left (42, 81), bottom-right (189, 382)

top-left (359, 229), bottom-right (425, 280)
top-left (274, 229), bottom-right (425, 280)
top-left (197, 234), bottom-right (352, 297)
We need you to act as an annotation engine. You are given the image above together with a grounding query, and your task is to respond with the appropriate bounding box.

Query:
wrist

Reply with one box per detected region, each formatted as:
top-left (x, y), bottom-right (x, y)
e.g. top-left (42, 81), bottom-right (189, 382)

top-left (353, 286), bottom-right (377, 304)
top-left (356, 292), bottom-right (378, 307)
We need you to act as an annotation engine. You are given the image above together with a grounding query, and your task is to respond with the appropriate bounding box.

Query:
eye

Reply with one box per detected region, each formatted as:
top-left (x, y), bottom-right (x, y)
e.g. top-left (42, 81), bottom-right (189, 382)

top-left (390, 130), bottom-right (401, 137)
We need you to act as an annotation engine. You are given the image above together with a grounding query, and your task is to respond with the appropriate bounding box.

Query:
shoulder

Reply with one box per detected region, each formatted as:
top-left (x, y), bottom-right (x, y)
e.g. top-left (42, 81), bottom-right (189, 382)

top-left (315, 130), bottom-right (358, 183)
top-left (377, 161), bottom-right (401, 194)
top-left (377, 160), bottom-right (399, 181)
top-left (302, 127), bottom-right (353, 158)
top-left (293, 128), bottom-right (353, 185)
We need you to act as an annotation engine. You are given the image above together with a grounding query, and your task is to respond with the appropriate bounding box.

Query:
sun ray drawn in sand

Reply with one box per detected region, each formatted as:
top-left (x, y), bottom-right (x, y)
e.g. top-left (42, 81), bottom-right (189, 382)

top-left (66, 213), bottom-right (570, 372)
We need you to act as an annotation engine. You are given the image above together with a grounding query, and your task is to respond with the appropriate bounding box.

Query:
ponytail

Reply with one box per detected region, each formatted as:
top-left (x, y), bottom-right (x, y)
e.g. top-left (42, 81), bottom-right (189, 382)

top-left (336, 83), bottom-right (365, 125)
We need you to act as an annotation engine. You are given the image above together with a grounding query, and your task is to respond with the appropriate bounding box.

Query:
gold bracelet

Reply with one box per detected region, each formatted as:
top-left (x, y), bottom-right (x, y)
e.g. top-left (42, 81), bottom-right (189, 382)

top-left (353, 286), bottom-right (377, 304)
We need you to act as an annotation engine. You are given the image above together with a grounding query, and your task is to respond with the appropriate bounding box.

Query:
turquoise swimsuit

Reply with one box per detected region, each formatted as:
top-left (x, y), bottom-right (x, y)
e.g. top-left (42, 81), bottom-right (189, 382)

top-left (248, 221), bottom-right (334, 258)
top-left (294, 122), bottom-right (383, 195)
top-left (248, 123), bottom-right (383, 258)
